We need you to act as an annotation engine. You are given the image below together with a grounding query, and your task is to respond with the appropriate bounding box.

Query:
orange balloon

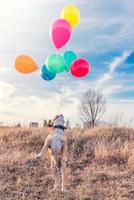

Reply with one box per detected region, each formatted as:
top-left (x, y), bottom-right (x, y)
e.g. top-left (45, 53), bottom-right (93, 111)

top-left (15, 55), bottom-right (38, 74)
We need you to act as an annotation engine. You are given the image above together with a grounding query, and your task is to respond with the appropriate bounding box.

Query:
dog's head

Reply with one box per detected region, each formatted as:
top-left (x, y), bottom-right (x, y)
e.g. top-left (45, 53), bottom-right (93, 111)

top-left (53, 114), bottom-right (65, 126)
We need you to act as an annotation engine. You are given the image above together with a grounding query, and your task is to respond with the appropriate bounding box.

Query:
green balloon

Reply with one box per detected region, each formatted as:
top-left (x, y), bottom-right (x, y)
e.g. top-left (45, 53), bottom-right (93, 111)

top-left (63, 50), bottom-right (77, 71)
top-left (46, 54), bottom-right (66, 74)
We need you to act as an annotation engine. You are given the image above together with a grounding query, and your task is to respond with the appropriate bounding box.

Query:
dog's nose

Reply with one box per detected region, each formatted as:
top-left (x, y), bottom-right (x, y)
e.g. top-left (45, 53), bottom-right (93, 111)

top-left (54, 115), bottom-right (59, 120)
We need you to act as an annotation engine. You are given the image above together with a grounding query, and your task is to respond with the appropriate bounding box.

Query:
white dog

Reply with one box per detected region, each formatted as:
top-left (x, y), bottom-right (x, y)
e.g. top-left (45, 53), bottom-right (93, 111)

top-left (36, 114), bottom-right (67, 192)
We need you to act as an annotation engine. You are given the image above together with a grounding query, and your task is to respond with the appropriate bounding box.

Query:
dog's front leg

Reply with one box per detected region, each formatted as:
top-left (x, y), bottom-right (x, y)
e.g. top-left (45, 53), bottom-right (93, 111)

top-left (61, 165), bottom-right (64, 192)
top-left (35, 144), bottom-right (47, 158)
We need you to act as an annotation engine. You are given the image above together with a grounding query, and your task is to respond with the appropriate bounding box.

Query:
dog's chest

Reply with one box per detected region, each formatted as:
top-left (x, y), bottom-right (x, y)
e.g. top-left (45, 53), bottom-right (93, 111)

top-left (47, 133), bottom-right (64, 154)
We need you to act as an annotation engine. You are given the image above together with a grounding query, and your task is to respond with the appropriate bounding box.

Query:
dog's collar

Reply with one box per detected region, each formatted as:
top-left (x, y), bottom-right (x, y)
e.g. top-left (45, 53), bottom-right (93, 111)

top-left (53, 125), bottom-right (65, 130)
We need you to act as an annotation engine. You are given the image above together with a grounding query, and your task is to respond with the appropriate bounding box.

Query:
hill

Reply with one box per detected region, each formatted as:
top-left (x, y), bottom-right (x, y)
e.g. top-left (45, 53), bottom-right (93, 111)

top-left (0, 126), bottom-right (134, 200)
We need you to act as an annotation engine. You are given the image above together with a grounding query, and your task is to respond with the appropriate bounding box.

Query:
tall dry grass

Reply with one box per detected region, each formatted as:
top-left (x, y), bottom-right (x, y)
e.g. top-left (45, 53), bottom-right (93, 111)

top-left (0, 126), bottom-right (134, 200)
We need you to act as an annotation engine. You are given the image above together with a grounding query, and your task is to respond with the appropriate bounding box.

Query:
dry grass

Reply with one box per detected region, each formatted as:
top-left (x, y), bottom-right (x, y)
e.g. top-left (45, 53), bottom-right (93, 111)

top-left (0, 126), bottom-right (134, 200)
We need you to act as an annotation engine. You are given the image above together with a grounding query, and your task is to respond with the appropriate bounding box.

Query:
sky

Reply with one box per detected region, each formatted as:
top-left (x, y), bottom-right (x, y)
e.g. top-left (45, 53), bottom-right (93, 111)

top-left (0, 0), bottom-right (134, 126)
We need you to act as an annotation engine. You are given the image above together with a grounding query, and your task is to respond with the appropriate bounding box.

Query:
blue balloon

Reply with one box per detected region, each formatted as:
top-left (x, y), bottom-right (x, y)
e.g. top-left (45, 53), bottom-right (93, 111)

top-left (41, 65), bottom-right (56, 81)
top-left (63, 50), bottom-right (77, 71)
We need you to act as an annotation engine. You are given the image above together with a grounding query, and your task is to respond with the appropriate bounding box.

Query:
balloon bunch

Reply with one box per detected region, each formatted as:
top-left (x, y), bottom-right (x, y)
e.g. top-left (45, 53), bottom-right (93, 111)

top-left (15, 5), bottom-right (91, 81)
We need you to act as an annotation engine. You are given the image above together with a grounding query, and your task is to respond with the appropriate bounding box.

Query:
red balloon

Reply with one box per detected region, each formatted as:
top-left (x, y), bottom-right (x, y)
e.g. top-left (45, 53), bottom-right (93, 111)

top-left (70, 58), bottom-right (90, 77)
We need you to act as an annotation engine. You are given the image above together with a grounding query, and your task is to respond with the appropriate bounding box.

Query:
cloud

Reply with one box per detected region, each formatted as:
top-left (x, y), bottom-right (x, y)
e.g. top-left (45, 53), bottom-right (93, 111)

top-left (0, 81), bottom-right (15, 98)
top-left (96, 51), bottom-right (131, 89)
top-left (0, 92), bottom-right (79, 125)
top-left (40, 0), bottom-right (88, 5)
top-left (77, 0), bottom-right (134, 54)
top-left (0, 67), bottom-right (9, 75)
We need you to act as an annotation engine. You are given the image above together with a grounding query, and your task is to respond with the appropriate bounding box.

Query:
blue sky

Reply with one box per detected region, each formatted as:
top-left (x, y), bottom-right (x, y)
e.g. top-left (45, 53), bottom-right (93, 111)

top-left (0, 0), bottom-right (134, 126)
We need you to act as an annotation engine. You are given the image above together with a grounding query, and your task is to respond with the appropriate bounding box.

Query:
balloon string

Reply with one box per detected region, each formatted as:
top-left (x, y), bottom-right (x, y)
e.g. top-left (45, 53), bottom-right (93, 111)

top-left (58, 40), bottom-right (71, 113)
top-left (56, 48), bottom-right (59, 55)
top-left (58, 88), bottom-right (63, 114)
top-left (58, 71), bottom-right (68, 114)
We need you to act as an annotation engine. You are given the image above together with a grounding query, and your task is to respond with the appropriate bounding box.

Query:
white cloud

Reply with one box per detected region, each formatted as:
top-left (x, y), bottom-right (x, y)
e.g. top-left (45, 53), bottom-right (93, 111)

top-left (0, 81), bottom-right (15, 98)
top-left (40, 0), bottom-right (88, 5)
top-left (0, 67), bottom-right (9, 75)
top-left (102, 84), bottom-right (123, 97)
top-left (96, 51), bottom-right (130, 89)
top-left (0, 92), bottom-right (79, 125)
top-left (109, 52), bottom-right (129, 73)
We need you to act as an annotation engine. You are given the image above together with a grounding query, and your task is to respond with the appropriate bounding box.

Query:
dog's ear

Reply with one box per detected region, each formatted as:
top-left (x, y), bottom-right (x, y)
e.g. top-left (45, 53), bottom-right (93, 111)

top-left (48, 124), bottom-right (52, 127)
top-left (47, 121), bottom-right (54, 127)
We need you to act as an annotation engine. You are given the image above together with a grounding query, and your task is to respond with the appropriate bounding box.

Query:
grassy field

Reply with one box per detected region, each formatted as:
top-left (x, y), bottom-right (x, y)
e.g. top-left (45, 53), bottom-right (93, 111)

top-left (0, 126), bottom-right (134, 200)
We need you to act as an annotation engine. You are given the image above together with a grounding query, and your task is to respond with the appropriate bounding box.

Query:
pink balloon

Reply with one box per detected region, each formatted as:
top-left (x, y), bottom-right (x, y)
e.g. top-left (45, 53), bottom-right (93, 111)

top-left (51, 19), bottom-right (72, 49)
top-left (70, 58), bottom-right (90, 78)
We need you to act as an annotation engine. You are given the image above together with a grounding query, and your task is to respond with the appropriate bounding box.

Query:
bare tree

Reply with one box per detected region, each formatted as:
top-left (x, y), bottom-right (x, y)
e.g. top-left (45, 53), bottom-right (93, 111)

top-left (79, 89), bottom-right (106, 128)
top-left (0, 121), bottom-right (3, 126)
top-left (16, 123), bottom-right (21, 128)
top-left (66, 119), bottom-right (70, 128)
top-left (43, 119), bottom-right (47, 127)
top-left (108, 112), bottom-right (124, 126)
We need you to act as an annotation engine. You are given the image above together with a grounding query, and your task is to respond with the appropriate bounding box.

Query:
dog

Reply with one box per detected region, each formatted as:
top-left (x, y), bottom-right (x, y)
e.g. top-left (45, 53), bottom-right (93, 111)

top-left (36, 114), bottom-right (67, 192)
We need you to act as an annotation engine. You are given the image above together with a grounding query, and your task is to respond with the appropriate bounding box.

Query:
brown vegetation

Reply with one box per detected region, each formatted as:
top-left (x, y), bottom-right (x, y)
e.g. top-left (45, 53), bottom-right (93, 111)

top-left (0, 126), bottom-right (134, 200)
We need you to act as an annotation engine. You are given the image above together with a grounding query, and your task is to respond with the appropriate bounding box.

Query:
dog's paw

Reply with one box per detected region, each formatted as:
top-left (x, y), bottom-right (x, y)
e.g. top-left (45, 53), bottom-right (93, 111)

top-left (35, 154), bottom-right (42, 159)
top-left (63, 158), bottom-right (68, 164)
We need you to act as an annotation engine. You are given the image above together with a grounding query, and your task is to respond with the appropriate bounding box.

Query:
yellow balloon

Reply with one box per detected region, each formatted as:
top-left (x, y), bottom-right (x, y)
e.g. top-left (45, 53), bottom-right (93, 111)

top-left (61, 5), bottom-right (80, 28)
